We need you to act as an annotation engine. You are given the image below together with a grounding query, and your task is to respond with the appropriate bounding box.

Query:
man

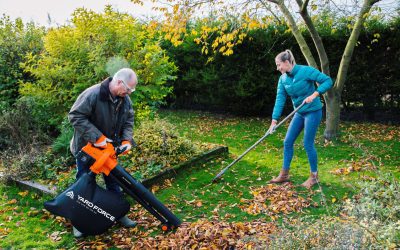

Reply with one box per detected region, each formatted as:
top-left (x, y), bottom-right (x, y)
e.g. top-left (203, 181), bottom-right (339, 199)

top-left (68, 68), bottom-right (138, 237)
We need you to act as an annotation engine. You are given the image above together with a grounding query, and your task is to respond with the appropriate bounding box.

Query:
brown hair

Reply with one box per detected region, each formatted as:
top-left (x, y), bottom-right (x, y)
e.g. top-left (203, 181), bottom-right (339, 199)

top-left (276, 49), bottom-right (296, 64)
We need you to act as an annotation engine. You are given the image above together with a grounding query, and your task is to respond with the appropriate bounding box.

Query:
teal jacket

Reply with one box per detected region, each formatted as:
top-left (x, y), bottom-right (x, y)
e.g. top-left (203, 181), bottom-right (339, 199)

top-left (272, 64), bottom-right (333, 120)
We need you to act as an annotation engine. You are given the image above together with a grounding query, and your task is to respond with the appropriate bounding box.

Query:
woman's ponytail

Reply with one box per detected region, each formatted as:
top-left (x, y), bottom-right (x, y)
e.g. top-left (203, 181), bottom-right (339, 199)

top-left (276, 49), bottom-right (296, 64)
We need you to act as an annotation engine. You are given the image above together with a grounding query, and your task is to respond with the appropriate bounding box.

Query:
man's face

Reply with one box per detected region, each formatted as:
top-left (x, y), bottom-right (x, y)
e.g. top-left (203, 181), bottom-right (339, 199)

top-left (117, 79), bottom-right (137, 97)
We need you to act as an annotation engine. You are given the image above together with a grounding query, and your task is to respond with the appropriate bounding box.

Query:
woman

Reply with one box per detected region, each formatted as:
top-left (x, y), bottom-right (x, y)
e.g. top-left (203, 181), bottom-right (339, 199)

top-left (268, 49), bottom-right (333, 188)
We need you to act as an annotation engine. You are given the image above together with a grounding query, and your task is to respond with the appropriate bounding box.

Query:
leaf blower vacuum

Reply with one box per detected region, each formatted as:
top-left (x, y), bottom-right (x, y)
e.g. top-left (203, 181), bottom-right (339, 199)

top-left (44, 142), bottom-right (181, 235)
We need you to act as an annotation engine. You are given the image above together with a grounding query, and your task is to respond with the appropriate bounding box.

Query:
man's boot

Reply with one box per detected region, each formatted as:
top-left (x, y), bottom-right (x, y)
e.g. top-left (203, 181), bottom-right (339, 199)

top-left (119, 215), bottom-right (138, 228)
top-left (73, 226), bottom-right (84, 238)
top-left (301, 172), bottom-right (318, 189)
top-left (269, 169), bottom-right (290, 183)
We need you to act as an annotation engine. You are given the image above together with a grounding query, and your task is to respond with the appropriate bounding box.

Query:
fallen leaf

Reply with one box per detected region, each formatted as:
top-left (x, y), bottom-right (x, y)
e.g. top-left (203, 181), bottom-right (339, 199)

top-left (18, 191), bottom-right (29, 197)
top-left (7, 199), bottom-right (17, 205)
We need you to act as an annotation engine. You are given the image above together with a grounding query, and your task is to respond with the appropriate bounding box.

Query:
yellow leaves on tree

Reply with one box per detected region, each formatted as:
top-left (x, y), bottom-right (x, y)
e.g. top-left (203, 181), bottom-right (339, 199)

top-left (146, 0), bottom-right (274, 58)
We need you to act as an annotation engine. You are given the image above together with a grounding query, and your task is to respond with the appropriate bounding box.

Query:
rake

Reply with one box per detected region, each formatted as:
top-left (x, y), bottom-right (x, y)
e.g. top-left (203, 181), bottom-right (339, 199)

top-left (212, 101), bottom-right (306, 183)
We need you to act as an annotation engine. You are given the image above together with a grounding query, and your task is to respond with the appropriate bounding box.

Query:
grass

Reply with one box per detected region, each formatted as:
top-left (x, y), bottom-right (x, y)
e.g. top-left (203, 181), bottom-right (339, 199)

top-left (0, 184), bottom-right (75, 249)
top-left (0, 109), bottom-right (399, 248)
top-left (155, 109), bottom-right (400, 219)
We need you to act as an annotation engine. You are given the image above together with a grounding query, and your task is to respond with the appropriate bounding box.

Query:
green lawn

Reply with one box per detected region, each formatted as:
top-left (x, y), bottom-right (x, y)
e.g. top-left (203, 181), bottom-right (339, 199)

top-left (1, 109), bottom-right (399, 248)
top-left (0, 185), bottom-right (76, 249)
top-left (155, 109), bottom-right (399, 220)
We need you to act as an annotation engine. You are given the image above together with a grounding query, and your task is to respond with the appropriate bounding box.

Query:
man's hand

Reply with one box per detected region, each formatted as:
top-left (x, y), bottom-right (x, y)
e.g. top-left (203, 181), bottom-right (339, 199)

top-left (94, 135), bottom-right (113, 148)
top-left (304, 91), bottom-right (319, 103)
top-left (118, 141), bottom-right (132, 155)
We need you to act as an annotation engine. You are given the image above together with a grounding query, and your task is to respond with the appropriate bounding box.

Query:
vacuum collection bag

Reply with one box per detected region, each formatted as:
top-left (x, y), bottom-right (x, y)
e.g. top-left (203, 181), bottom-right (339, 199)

top-left (44, 173), bottom-right (130, 235)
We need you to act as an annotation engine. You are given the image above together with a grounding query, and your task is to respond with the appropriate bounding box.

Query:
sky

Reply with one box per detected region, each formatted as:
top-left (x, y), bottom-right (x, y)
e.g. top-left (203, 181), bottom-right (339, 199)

top-left (1, 0), bottom-right (398, 27)
top-left (0, 0), bottom-right (157, 26)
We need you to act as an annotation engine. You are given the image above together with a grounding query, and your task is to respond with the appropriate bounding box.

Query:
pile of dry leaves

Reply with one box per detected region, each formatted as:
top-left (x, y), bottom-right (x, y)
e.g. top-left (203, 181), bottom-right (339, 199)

top-left (330, 155), bottom-right (379, 176)
top-left (134, 220), bottom-right (277, 249)
top-left (74, 204), bottom-right (277, 249)
top-left (240, 183), bottom-right (315, 219)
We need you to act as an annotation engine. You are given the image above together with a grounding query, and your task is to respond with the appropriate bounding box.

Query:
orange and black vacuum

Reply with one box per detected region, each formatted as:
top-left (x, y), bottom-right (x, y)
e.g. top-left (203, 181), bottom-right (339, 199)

top-left (44, 142), bottom-right (181, 235)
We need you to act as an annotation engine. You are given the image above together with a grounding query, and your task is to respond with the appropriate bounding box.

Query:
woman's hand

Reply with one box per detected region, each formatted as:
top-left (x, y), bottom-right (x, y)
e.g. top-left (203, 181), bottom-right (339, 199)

top-left (304, 91), bottom-right (319, 103)
top-left (267, 120), bottom-right (278, 134)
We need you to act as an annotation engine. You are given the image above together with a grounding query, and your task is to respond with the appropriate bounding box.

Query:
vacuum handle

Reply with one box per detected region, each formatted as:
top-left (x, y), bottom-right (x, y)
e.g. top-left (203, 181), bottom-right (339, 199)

top-left (109, 166), bottom-right (181, 227)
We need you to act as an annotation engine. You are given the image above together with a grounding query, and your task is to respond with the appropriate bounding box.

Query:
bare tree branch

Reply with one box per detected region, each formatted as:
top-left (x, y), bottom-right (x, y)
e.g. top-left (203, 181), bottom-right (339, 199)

top-left (295, 0), bottom-right (330, 74)
top-left (257, 0), bottom-right (284, 24)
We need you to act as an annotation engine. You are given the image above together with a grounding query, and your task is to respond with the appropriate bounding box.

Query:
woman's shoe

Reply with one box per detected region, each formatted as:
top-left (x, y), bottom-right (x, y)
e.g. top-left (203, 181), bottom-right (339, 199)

top-left (269, 169), bottom-right (290, 183)
top-left (301, 172), bottom-right (318, 189)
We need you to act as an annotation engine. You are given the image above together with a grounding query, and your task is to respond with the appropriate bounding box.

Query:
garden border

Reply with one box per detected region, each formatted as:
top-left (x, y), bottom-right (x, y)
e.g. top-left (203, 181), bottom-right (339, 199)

top-left (142, 146), bottom-right (228, 188)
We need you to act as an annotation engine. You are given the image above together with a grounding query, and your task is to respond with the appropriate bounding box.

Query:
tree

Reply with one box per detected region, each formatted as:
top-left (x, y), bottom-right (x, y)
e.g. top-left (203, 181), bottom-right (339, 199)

top-left (0, 15), bottom-right (45, 108)
top-left (133, 0), bottom-right (387, 139)
top-left (265, 0), bottom-right (381, 139)
top-left (20, 7), bottom-right (177, 126)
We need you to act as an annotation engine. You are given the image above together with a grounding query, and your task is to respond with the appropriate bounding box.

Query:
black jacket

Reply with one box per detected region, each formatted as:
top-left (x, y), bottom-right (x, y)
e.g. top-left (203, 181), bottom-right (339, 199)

top-left (68, 77), bottom-right (134, 156)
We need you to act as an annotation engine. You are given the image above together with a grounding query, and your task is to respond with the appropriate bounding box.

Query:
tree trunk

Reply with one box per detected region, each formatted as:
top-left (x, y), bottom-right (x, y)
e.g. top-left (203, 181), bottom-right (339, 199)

top-left (295, 0), bottom-right (337, 139)
top-left (324, 86), bottom-right (341, 140)
top-left (323, 0), bottom-right (380, 139)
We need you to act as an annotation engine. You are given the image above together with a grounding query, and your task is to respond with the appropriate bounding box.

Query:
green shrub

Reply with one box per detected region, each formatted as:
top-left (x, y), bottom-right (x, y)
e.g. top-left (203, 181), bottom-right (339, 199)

top-left (20, 6), bottom-right (177, 127)
top-left (0, 98), bottom-right (49, 182)
top-left (165, 15), bottom-right (400, 117)
top-left (267, 173), bottom-right (400, 249)
top-left (343, 173), bottom-right (400, 247)
top-left (11, 117), bottom-right (210, 188)
top-left (51, 117), bottom-right (74, 157)
top-left (0, 98), bottom-right (74, 182)
top-left (0, 15), bottom-right (45, 107)
top-left (164, 22), bottom-right (285, 115)
top-left (0, 98), bottom-right (49, 150)
top-left (1, 111), bottom-right (209, 188)
top-left (267, 217), bottom-right (373, 249)
top-left (119, 117), bottom-right (205, 180)
top-left (0, 147), bottom-right (45, 181)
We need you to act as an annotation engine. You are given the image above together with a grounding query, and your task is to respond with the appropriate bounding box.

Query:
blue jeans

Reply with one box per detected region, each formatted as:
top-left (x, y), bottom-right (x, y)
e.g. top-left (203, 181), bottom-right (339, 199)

top-left (282, 109), bottom-right (322, 173)
top-left (76, 158), bottom-right (122, 195)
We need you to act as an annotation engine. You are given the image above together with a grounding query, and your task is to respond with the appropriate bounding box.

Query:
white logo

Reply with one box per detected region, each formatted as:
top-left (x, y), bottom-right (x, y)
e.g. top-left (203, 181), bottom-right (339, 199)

top-left (77, 195), bottom-right (115, 222)
top-left (66, 191), bottom-right (74, 199)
